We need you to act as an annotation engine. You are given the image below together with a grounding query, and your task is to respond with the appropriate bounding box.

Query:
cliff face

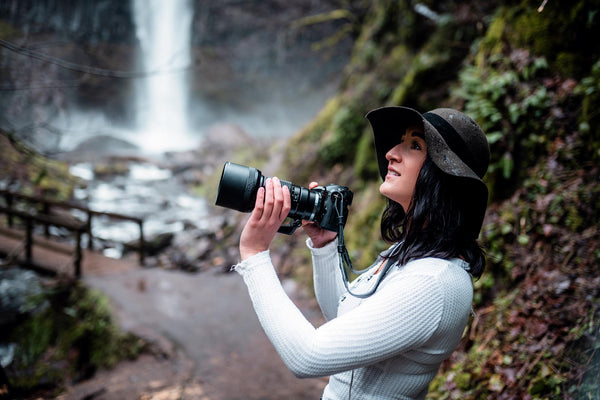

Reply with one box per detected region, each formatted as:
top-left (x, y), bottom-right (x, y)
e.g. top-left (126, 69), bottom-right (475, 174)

top-left (0, 0), bottom-right (136, 43)
top-left (0, 0), bottom-right (361, 150)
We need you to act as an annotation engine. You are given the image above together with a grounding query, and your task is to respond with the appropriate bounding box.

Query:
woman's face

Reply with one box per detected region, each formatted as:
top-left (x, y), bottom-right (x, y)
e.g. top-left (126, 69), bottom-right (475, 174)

top-left (379, 125), bottom-right (428, 211)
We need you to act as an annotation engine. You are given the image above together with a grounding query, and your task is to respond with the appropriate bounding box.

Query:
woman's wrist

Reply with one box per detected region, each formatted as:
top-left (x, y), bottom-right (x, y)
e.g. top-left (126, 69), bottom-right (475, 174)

top-left (233, 249), bottom-right (271, 274)
top-left (307, 237), bottom-right (338, 251)
top-left (240, 246), bottom-right (267, 261)
top-left (310, 237), bottom-right (335, 248)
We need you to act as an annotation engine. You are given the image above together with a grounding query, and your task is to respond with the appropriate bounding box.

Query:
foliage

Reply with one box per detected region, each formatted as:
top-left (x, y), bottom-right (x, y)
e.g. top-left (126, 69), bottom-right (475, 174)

top-left (5, 281), bottom-right (145, 397)
top-left (574, 58), bottom-right (600, 161)
top-left (279, 0), bottom-right (600, 398)
top-left (429, 100), bottom-right (600, 396)
top-left (290, 1), bottom-right (370, 51)
top-left (0, 130), bottom-right (77, 200)
top-left (318, 104), bottom-right (367, 166)
top-left (455, 49), bottom-right (553, 199)
top-left (501, 1), bottom-right (600, 79)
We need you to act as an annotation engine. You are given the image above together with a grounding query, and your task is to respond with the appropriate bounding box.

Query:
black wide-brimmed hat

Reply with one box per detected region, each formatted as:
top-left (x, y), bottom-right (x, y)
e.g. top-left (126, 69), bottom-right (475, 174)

top-left (366, 106), bottom-right (490, 238)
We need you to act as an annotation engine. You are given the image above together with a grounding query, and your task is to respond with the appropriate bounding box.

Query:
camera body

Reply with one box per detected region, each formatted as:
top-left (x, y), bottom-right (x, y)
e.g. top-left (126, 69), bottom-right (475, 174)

top-left (308, 184), bottom-right (353, 232)
top-left (215, 162), bottom-right (353, 234)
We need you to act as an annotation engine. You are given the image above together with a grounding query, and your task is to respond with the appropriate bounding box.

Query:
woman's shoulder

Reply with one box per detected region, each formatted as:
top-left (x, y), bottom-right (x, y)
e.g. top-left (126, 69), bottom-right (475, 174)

top-left (381, 258), bottom-right (473, 302)
top-left (393, 257), bottom-right (472, 279)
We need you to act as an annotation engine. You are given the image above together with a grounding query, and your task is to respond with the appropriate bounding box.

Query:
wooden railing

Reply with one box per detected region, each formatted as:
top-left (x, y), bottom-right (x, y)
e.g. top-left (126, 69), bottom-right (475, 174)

top-left (0, 189), bottom-right (145, 276)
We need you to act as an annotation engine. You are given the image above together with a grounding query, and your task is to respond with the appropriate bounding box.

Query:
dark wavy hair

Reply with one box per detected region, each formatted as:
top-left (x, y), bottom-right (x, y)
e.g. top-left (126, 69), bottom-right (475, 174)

top-left (380, 156), bottom-right (486, 278)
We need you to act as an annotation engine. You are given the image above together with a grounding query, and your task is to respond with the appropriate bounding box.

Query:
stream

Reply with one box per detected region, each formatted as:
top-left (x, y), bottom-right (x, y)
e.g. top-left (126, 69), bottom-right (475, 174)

top-left (68, 158), bottom-right (213, 259)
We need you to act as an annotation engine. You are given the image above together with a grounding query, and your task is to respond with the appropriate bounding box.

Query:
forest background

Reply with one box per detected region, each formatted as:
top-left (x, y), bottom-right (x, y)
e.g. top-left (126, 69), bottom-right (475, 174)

top-left (1, 0), bottom-right (599, 399)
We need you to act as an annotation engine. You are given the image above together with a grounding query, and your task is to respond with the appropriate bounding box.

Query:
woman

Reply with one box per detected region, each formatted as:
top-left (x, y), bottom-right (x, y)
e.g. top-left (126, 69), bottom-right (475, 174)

top-left (233, 106), bottom-right (490, 399)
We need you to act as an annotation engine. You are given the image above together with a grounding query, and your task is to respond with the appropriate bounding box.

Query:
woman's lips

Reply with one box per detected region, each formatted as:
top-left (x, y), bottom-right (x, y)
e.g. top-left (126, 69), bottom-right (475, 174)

top-left (386, 169), bottom-right (400, 178)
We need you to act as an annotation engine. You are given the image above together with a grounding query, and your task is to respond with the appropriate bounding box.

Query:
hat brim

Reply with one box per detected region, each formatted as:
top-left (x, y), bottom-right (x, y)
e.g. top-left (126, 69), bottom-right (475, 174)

top-left (366, 106), bottom-right (481, 182)
top-left (366, 106), bottom-right (489, 237)
top-left (366, 106), bottom-right (422, 180)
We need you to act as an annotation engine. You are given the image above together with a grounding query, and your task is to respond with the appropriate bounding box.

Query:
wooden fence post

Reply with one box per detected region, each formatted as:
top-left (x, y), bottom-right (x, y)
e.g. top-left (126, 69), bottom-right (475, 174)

top-left (74, 230), bottom-right (82, 278)
top-left (6, 193), bottom-right (13, 227)
top-left (42, 202), bottom-right (50, 238)
top-left (86, 211), bottom-right (93, 250)
top-left (25, 216), bottom-right (33, 265)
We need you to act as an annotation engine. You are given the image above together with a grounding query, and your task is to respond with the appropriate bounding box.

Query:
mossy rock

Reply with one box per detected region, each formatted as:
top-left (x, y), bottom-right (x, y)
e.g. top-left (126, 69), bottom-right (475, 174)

top-left (6, 281), bottom-right (145, 395)
top-left (0, 132), bottom-right (77, 201)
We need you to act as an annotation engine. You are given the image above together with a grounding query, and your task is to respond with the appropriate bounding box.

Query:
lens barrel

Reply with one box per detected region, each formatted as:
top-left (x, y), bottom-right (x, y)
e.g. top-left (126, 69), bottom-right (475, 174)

top-left (283, 181), bottom-right (321, 222)
top-left (215, 161), bottom-right (322, 222)
top-left (215, 162), bottom-right (262, 212)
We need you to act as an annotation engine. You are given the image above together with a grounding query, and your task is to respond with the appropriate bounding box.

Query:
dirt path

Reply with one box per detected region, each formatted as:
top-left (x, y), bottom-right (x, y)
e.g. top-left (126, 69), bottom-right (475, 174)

top-left (60, 264), bottom-right (327, 400)
top-left (0, 203), bottom-right (328, 399)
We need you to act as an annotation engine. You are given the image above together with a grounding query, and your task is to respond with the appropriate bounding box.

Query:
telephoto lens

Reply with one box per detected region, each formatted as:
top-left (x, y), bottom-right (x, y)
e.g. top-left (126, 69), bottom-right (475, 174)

top-left (214, 162), bottom-right (263, 213)
top-left (215, 161), bottom-right (320, 219)
top-left (215, 162), bottom-right (353, 234)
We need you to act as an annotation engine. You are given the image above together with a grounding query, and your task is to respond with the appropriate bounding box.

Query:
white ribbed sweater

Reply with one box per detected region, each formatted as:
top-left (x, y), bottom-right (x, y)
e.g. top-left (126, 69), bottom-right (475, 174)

top-left (234, 239), bottom-right (473, 400)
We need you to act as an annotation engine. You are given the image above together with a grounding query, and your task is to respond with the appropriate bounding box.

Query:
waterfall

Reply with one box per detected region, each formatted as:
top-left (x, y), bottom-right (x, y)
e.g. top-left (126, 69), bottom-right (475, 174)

top-left (133, 0), bottom-right (196, 153)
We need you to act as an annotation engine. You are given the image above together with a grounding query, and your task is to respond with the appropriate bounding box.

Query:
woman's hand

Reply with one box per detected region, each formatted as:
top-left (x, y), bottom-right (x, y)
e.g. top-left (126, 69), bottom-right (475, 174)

top-left (302, 182), bottom-right (338, 248)
top-left (239, 177), bottom-right (291, 260)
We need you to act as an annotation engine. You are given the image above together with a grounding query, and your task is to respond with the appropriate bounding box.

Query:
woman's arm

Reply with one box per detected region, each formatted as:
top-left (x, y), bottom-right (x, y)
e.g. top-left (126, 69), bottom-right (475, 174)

top-left (235, 178), bottom-right (446, 378)
top-left (234, 252), bottom-right (445, 378)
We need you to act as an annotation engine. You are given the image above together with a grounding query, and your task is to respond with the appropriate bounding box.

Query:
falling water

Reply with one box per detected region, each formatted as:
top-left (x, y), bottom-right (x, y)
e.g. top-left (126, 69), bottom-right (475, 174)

top-left (133, 0), bottom-right (196, 153)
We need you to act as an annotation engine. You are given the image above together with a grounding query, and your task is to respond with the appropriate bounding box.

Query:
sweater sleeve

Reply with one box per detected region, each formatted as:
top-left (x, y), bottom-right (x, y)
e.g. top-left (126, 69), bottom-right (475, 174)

top-left (234, 250), bottom-right (445, 379)
top-left (307, 238), bottom-right (345, 320)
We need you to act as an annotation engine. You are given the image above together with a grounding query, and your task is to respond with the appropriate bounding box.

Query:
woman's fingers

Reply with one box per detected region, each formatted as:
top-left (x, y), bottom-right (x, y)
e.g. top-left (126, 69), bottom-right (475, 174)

top-left (239, 177), bottom-right (291, 260)
top-left (248, 186), bottom-right (265, 225)
top-left (270, 178), bottom-right (283, 221)
top-left (271, 178), bottom-right (291, 222)
top-left (255, 177), bottom-right (290, 224)
top-left (256, 185), bottom-right (265, 214)
top-left (263, 177), bottom-right (275, 220)
top-left (281, 183), bottom-right (291, 220)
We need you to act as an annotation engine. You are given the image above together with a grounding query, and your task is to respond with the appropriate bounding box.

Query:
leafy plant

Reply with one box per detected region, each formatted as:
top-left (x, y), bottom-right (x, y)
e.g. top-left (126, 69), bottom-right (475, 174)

top-left (455, 50), bottom-right (553, 200)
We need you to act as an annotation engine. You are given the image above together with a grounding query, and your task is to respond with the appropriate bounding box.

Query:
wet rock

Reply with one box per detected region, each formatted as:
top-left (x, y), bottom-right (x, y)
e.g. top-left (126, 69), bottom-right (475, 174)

top-left (58, 135), bottom-right (141, 164)
top-left (0, 268), bottom-right (46, 326)
top-left (164, 229), bottom-right (217, 272)
top-left (145, 232), bottom-right (175, 256)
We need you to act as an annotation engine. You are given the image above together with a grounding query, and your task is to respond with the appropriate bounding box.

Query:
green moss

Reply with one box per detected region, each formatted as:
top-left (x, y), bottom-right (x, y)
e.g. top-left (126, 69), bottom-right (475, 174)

top-left (93, 161), bottom-right (130, 178)
top-left (455, 46), bottom-right (553, 199)
top-left (0, 20), bottom-right (20, 39)
top-left (343, 181), bottom-right (387, 267)
top-left (0, 132), bottom-right (77, 200)
top-left (353, 129), bottom-right (380, 181)
top-left (575, 59), bottom-right (600, 162)
top-left (281, 96), bottom-right (342, 183)
top-left (7, 281), bottom-right (145, 394)
top-left (318, 105), bottom-right (367, 166)
top-left (482, 2), bottom-right (600, 79)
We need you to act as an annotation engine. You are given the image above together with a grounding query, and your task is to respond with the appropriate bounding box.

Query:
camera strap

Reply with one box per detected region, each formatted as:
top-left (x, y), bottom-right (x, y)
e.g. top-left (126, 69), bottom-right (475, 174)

top-left (277, 218), bottom-right (302, 235)
top-left (333, 193), bottom-right (394, 298)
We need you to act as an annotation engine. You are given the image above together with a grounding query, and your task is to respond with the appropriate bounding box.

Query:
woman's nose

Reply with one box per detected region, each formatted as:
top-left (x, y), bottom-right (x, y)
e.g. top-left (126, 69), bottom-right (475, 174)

top-left (386, 146), bottom-right (401, 162)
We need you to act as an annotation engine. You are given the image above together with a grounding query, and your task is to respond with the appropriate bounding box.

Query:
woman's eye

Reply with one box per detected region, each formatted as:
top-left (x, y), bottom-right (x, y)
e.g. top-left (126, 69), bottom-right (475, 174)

top-left (411, 141), bottom-right (422, 150)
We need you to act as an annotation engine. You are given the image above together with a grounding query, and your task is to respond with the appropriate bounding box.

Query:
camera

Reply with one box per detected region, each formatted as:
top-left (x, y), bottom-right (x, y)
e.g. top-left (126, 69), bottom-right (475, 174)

top-left (215, 162), bottom-right (353, 234)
